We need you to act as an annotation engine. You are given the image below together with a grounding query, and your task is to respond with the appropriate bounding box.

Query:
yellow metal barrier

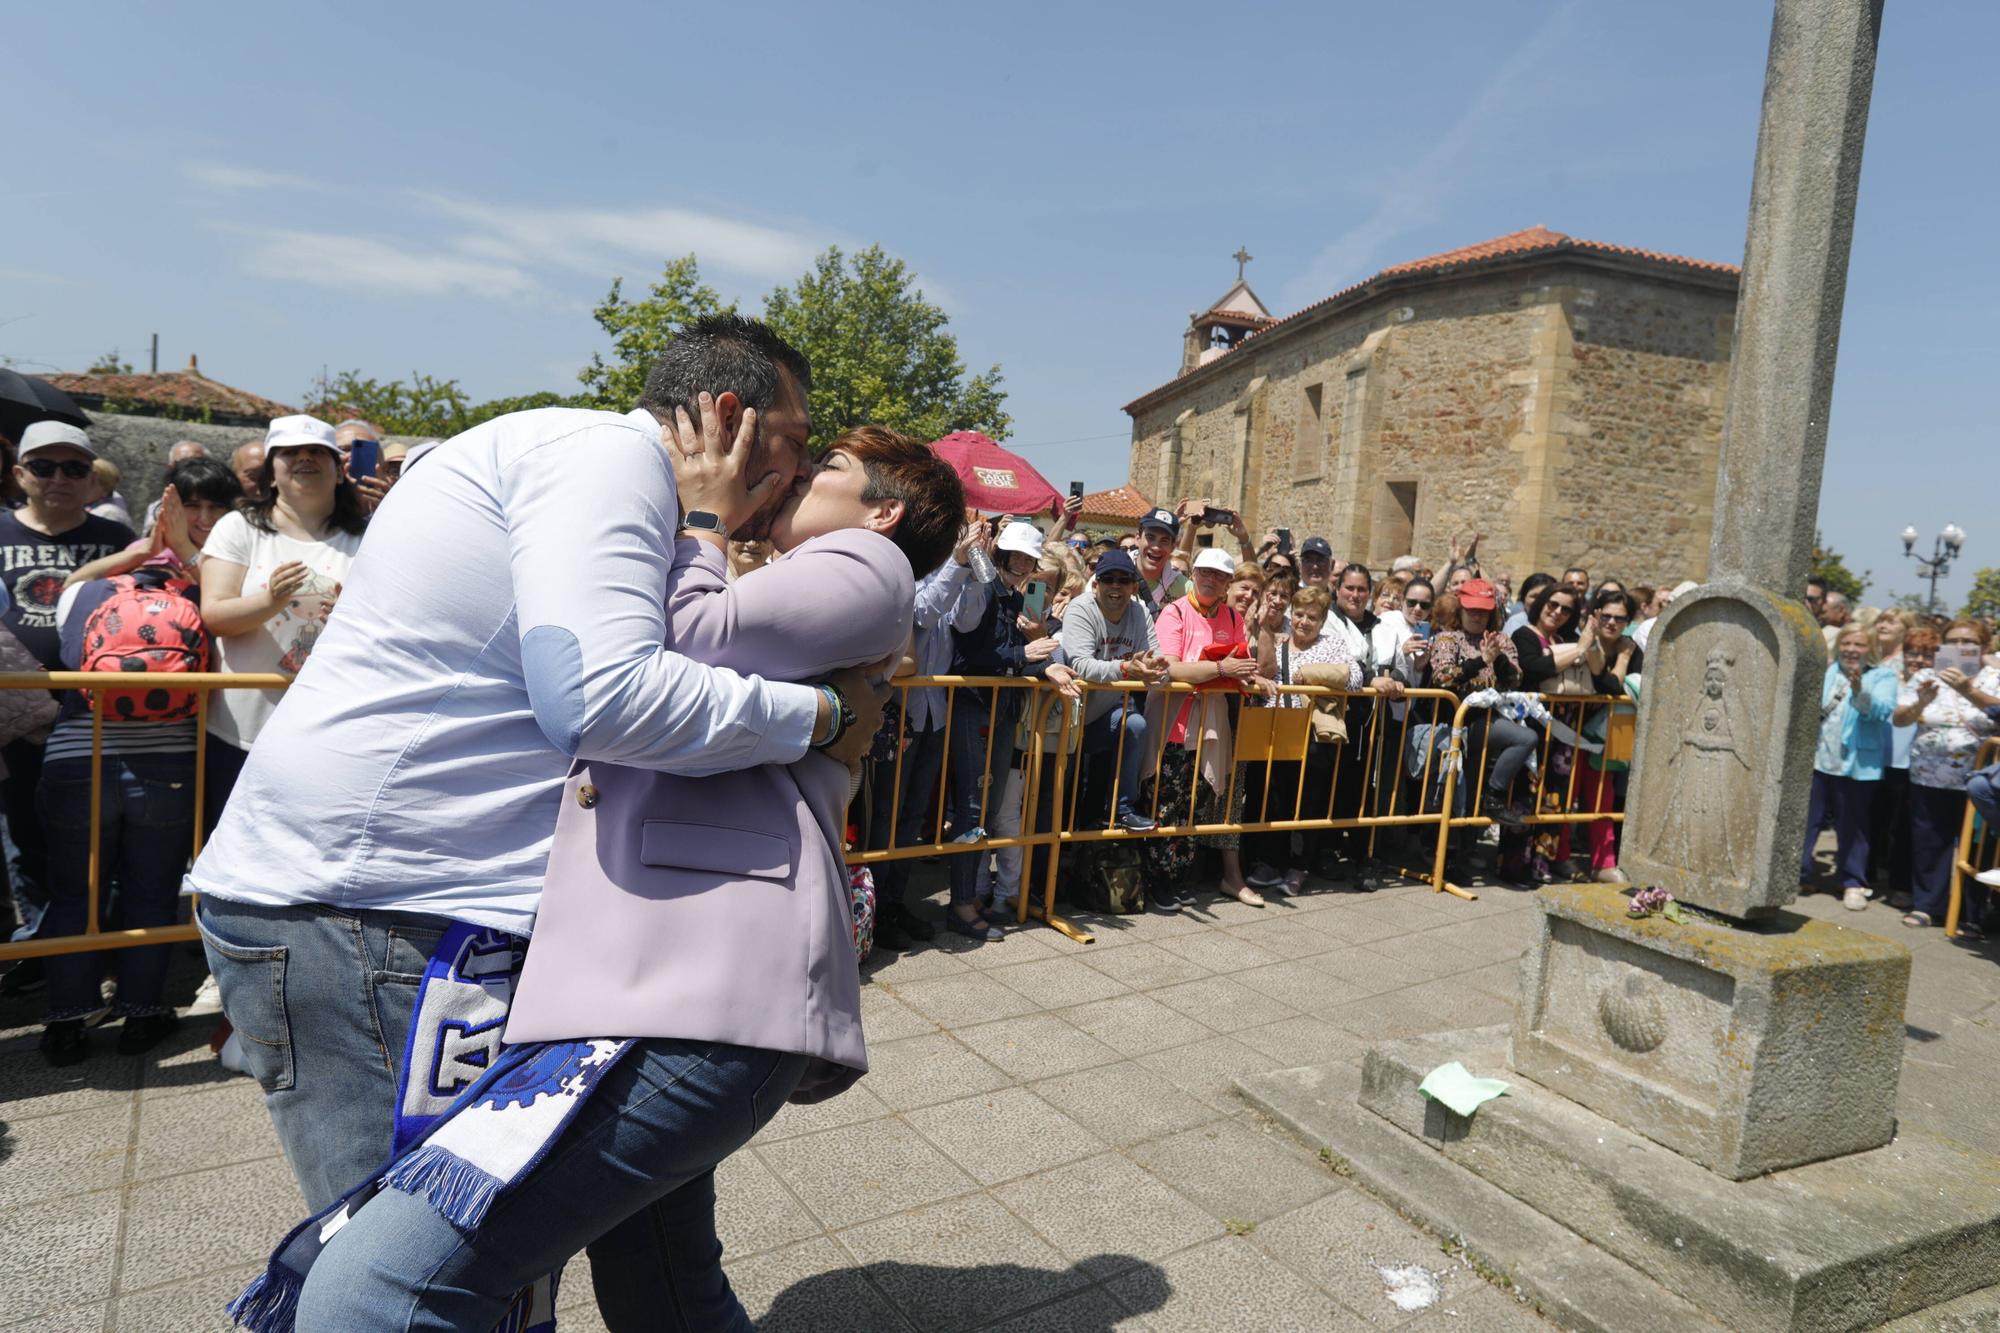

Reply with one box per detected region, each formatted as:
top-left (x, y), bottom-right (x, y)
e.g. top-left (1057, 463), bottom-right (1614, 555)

top-left (1948, 736), bottom-right (2000, 938)
top-left (0, 670), bottom-right (1647, 962)
top-left (1431, 692), bottom-right (1630, 896)
top-left (0, 672), bottom-right (292, 963)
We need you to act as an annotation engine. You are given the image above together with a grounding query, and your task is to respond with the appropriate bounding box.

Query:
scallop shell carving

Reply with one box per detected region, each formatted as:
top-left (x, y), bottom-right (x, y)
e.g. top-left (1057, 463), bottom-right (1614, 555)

top-left (1597, 973), bottom-right (1668, 1053)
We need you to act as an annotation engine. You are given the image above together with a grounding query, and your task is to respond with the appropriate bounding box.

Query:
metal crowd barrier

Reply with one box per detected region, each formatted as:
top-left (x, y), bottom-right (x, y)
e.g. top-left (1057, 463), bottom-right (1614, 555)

top-left (1949, 736), bottom-right (2000, 937)
top-left (0, 669), bottom-right (1642, 962)
top-left (0, 672), bottom-right (292, 964)
top-left (1432, 692), bottom-right (1632, 895)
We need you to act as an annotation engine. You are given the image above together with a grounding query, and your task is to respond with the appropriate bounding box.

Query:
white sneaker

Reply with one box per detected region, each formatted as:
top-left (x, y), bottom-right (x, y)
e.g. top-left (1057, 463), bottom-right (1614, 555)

top-left (185, 974), bottom-right (224, 1018)
top-left (1842, 887), bottom-right (1871, 911)
top-left (217, 1030), bottom-right (251, 1075)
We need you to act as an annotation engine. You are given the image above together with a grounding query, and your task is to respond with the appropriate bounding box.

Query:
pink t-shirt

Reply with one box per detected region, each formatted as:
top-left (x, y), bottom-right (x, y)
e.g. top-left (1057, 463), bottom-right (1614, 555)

top-left (1156, 596), bottom-right (1247, 747)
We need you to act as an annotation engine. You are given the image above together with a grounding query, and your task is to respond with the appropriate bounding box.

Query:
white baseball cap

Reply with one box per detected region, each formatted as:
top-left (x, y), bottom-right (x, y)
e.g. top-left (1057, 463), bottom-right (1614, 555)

top-left (17, 420), bottom-right (96, 460)
top-left (995, 521), bottom-right (1044, 560)
top-left (1192, 547), bottom-right (1237, 575)
top-left (264, 414), bottom-right (339, 453)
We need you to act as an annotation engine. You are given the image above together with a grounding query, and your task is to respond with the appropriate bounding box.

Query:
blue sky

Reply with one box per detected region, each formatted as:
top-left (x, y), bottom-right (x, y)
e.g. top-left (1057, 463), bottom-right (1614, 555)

top-left (6, 2), bottom-right (1993, 607)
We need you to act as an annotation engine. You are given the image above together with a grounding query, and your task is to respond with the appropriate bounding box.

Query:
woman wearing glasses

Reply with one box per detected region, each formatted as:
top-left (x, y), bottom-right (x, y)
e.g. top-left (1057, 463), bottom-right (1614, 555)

top-left (1894, 621), bottom-right (2000, 933)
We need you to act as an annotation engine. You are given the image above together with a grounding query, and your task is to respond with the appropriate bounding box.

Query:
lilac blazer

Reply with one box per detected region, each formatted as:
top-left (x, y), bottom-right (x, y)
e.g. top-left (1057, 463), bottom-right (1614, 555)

top-left (504, 528), bottom-right (912, 1101)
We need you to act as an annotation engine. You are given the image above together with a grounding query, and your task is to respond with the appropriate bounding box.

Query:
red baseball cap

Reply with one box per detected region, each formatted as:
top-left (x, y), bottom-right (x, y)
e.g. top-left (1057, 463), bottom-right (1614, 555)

top-left (1457, 578), bottom-right (1498, 611)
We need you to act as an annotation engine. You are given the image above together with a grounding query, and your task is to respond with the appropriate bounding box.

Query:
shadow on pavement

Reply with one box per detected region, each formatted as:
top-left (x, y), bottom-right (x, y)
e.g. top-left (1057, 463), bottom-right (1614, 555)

top-left (758, 1255), bottom-right (1169, 1331)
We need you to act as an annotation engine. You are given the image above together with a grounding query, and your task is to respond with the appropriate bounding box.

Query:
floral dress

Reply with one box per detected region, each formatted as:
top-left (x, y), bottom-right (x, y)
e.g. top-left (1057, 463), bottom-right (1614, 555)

top-left (1902, 666), bottom-right (2000, 791)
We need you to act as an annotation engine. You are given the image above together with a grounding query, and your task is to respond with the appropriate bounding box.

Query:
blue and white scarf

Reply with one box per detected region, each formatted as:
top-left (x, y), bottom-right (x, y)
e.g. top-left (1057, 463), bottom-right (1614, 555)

top-left (230, 923), bottom-right (633, 1333)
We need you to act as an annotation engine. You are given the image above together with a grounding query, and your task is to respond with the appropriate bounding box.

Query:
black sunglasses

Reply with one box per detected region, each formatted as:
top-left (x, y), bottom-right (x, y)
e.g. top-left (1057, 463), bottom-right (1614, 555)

top-left (1097, 574), bottom-right (1135, 587)
top-left (1405, 597), bottom-right (1432, 609)
top-left (23, 458), bottom-right (93, 480)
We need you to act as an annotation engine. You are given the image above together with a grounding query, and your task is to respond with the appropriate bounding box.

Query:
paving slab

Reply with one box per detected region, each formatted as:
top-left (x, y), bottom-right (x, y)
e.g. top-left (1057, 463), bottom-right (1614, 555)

top-left (754, 1116), bottom-right (977, 1231)
top-left (832, 1191), bottom-right (1086, 1332)
top-left (902, 1085), bottom-right (1105, 1186)
top-left (989, 1150), bottom-right (1224, 1280)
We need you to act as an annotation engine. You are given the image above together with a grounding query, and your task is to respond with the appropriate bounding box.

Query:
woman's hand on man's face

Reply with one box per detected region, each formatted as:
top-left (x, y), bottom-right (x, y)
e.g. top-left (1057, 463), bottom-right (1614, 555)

top-left (664, 393), bottom-right (784, 536)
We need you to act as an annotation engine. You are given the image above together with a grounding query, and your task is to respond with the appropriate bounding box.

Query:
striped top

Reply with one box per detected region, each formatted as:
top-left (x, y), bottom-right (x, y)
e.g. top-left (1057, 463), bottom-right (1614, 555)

top-left (43, 715), bottom-right (198, 765)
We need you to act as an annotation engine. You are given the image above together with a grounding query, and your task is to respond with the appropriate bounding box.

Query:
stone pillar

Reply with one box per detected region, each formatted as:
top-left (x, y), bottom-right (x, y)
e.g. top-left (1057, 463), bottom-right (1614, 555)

top-left (1620, 0), bottom-right (1885, 921)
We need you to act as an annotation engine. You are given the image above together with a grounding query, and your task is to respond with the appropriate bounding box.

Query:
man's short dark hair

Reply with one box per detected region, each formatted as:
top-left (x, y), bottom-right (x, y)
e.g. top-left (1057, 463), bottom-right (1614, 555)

top-left (166, 455), bottom-right (245, 509)
top-left (637, 313), bottom-right (811, 419)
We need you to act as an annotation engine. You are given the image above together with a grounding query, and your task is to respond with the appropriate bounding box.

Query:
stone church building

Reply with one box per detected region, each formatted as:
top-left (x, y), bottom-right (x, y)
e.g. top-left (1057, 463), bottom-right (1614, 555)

top-left (1122, 227), bottom-right (1741, 584)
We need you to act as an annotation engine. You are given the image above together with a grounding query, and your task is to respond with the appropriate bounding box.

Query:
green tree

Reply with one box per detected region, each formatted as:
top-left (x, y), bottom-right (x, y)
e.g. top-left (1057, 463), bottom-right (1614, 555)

top-left (304, 369), bottom-right (477, 437)
top-left (1961, 567), bottom-right (2000, 623)
top-left (88, 349), bottom-right (134, 375)
top-left (1810, 530), bottom-right (1870, 600)
top-left (762, 244), bottom-right (1009, 451)
top-left (576, 256), bottom-right (733, 410)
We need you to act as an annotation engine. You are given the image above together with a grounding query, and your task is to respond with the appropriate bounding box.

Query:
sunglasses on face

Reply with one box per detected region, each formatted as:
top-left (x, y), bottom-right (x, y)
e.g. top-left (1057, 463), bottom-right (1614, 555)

top-left (1406, 597), bottom-right (1432, 609)
top-left (1547, 602), bottom-right (1576, 617)
top-left (23, 458), bottom-right (92, 480)
top-left (1599, 613), bottom-right (1630, 625)
top-left (1098, 575), bottom-right (1134, 588)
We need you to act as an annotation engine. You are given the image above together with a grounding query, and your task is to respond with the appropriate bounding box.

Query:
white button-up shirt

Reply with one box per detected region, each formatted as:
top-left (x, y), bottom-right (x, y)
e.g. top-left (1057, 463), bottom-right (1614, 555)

top-left (186, 407), bottom-right (818, 935)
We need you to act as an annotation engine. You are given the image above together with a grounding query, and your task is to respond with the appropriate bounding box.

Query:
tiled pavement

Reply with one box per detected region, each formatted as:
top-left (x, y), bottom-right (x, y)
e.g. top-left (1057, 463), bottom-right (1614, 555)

top-left (4, 860), bottom-right (1997, 1332)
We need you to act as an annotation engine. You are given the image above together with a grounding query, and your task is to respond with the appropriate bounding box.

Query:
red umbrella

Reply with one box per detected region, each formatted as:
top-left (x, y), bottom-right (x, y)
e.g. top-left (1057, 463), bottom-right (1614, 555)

top-left (929, 431), bottom-right (1062, 517)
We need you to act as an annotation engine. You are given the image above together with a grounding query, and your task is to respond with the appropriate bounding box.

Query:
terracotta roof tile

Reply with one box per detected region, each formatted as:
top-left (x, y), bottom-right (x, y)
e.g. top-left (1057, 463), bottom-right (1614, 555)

top-left (43, 359), bottom-right (295, 425)
top-left (1078, 483), bottom-right (1151, 522)
top-left (1127, 226), bottom-right (1738, 412)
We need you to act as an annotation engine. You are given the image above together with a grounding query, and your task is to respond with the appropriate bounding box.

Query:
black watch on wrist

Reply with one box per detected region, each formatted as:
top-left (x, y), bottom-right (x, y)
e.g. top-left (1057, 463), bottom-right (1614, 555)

top-left (680, 510), bottom-right (728, 537)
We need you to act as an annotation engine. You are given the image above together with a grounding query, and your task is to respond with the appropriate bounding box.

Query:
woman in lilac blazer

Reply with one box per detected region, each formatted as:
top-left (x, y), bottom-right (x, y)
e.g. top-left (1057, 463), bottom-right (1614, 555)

top-left (507, 427), bottom-right (964, 1103)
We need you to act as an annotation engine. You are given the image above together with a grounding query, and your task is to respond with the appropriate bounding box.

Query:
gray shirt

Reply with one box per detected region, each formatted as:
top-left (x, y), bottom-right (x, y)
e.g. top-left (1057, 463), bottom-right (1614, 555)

top-left (1059, 593), bottom-right (1158, 722)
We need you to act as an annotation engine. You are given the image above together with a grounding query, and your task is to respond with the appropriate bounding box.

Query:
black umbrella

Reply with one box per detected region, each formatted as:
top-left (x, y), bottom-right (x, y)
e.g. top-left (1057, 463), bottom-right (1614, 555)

top-left (0, 369), bottom-right (91, 443)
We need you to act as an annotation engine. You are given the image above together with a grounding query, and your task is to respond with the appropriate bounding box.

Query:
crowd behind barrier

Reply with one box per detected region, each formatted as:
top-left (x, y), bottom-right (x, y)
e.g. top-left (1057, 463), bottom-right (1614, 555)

top-left (1, 407), bottom-right (1995, 1075)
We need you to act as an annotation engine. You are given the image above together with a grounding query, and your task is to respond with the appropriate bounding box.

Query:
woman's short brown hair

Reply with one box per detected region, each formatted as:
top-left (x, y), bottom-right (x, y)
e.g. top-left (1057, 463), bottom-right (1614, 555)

top-left (1230, 566), bottom-right (1266, 593)
top-left (1904, 627), bottom-right (1941, 656)
top-left (1291, 586), bottom-right (1332, 618)
top-left (833, 426), bottom-right (966, 577)
top-left (1432, 591), bottom-right (1462, 634)
top-left (1942, 618), bottom-right (1994, 651)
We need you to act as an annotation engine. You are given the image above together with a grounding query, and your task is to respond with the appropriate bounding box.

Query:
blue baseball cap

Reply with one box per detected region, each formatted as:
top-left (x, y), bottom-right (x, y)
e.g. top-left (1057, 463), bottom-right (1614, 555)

top-left (1095, 550), bottom-right (1140, 581)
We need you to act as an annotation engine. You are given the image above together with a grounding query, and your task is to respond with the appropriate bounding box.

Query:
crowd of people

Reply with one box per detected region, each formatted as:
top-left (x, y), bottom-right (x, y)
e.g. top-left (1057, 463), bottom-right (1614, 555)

top-left (850, 506), bottom-right (2000, 946)
top-left (0, 313), bottom-right (1992, 1329)
top-left (0, 414), bottom-right (414, 1064)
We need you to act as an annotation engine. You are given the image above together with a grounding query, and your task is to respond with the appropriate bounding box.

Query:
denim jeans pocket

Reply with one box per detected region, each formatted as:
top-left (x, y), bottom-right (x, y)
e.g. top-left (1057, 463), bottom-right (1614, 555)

top-left (747, 1049), bottom-right (808, 1140)
top-left (195, 904), bottom-right (295, 1094)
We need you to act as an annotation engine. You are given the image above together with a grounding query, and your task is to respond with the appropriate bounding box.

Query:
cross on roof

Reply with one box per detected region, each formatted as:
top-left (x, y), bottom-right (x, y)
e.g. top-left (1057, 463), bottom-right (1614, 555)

top-left (1233, 247), bottom-right (1253, 280)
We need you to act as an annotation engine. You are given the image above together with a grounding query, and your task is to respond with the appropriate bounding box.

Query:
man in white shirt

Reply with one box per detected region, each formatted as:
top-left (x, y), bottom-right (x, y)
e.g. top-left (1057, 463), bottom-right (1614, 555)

top-left (189, 316), bottom-right (885, 1323)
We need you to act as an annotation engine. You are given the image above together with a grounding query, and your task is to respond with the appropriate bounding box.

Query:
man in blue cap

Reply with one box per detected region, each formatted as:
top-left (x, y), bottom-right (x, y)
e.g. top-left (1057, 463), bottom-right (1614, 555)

top-left (1300, 536), bottom-right (1335, 592)
top-left (1060, 549), bottom-right (1168, 832)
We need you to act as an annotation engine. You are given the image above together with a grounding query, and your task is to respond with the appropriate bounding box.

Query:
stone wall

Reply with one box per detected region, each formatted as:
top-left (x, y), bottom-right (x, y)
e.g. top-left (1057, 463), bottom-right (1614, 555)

top-left (81, 413), bottom-right (264, 521)
top-left (1126, 257), bottom-right (1736, 586)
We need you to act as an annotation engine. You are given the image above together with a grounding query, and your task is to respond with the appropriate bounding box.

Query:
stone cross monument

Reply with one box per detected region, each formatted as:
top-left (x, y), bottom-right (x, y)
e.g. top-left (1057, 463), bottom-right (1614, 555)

top-left (1617, 0), bottom-right (1887, 919)
top-left (1515, 0), bottom-right (1912, 1181)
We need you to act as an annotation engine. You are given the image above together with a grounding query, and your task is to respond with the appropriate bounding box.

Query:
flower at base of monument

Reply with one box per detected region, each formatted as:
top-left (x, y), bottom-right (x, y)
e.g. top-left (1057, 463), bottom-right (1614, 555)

top-left (1627, 886), bottom-right (1673, 918)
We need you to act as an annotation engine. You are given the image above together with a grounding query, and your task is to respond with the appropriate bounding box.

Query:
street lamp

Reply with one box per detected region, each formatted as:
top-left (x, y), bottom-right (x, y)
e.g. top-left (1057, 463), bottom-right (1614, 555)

top-left (1902, 522), bottom-right (1967, 614)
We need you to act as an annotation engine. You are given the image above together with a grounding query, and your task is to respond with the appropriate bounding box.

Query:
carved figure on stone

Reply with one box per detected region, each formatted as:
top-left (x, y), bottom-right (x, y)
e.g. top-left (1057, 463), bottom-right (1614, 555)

top-left (1646, 647), bottom-right (1753, 879)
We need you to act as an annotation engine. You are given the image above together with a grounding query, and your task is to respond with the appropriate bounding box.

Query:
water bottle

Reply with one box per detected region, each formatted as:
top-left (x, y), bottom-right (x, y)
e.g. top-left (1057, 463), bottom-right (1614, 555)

top-left (967, 538), bottom-right (997, 584)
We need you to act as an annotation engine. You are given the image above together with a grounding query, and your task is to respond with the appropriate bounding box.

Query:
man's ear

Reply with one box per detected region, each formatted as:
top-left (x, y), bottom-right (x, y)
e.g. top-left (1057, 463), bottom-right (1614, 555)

top-left (713, 391), bottom-right (744, 442)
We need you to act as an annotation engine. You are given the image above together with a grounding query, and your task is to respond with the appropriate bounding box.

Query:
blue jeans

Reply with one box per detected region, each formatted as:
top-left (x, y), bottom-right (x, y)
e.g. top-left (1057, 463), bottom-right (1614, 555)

top-left (1801, 771), bottom-right (1875, 888)
top-left (40, 753), bottom-right (196, 1022)
top-left (1969, 764), bottom-right (1999, 829)
top-left (296, 1039), bottom-right (808, 1333)
top-left (1909, 783), bottom-right (1970, 924)
top-left (867, 723), bottom-right (944, 911)
top-left (946, 689), bottom-right (1021, 906)
top-left (198, 897), bottom-right (793, 1331)
top-left (1083, 704), bottom-right (1148, 823)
